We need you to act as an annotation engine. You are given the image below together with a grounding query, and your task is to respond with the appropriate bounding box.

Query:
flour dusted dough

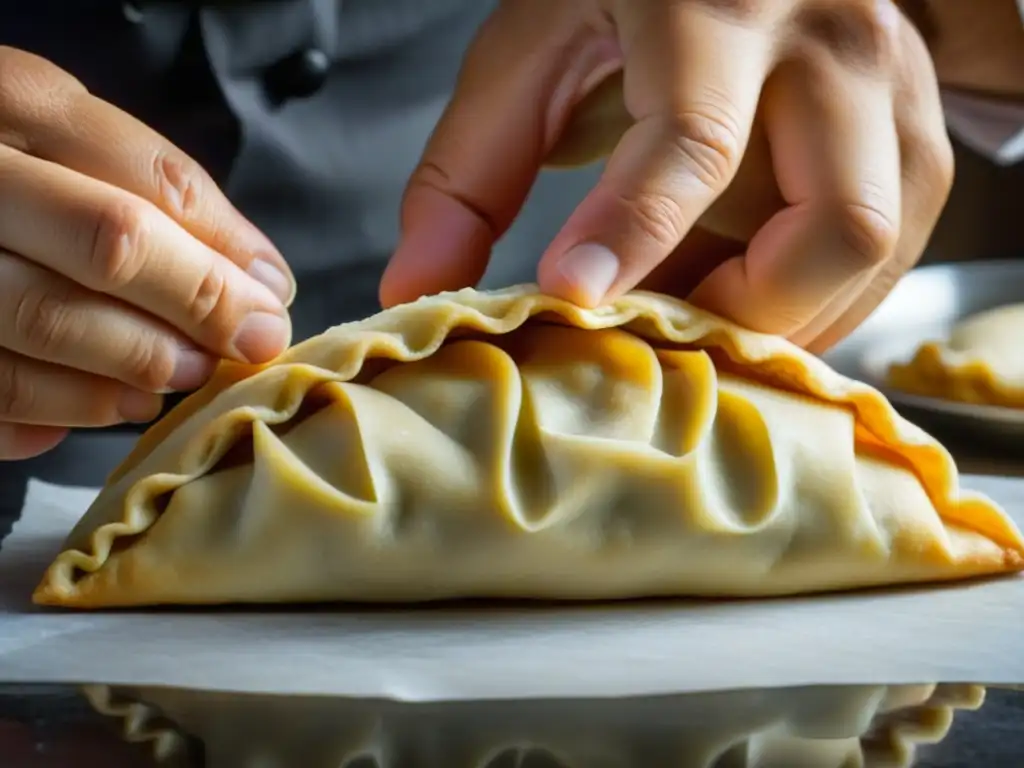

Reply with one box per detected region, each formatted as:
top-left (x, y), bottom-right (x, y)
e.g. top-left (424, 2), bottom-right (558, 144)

top-left (33, 286), bottom-right (1024, 608)
top-left (888, 304), bottom-right (1024, 408)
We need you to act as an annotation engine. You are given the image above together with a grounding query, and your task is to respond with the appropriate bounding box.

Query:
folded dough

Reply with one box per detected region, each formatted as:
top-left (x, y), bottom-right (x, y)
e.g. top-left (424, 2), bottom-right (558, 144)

top-left (888, 304), bottom-right (1024, 408)
top-left (33, 285), bottom-right (1024, 608)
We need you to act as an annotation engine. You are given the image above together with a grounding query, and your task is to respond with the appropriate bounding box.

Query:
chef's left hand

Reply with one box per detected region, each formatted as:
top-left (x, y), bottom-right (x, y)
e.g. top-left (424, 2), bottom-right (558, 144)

top-left (381, 0), bottom-right (954, 352)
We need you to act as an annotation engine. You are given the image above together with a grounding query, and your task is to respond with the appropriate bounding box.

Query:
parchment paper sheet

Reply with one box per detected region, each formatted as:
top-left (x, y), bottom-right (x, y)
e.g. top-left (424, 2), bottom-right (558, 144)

top-left (0, 477), bottom-right (1021, 701)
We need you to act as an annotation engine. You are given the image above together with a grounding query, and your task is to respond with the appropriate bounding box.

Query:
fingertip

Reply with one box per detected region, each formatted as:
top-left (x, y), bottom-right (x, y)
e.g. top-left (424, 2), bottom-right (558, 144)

top-left (0, 423), bottom-right (69, 461)
top-left (538, 242), bottom-right (621, 308)
top-left (230, 311), bottom-right (292, 364)
top-left (117, 388), bottom-right (165, 424)
top-left (247, 255), bottom-right (296, 307)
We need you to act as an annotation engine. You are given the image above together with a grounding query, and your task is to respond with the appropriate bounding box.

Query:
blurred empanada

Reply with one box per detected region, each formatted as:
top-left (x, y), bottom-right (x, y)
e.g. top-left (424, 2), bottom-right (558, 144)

top-left (888, 304), bottom-right (1024, 408)
top-left (33, 286), bottom-right (1024, 608)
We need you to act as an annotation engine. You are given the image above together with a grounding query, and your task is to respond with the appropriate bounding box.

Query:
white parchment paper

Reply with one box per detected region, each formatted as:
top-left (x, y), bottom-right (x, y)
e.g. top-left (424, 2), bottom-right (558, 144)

top-left (0, 477), bottom-right (1021, 700)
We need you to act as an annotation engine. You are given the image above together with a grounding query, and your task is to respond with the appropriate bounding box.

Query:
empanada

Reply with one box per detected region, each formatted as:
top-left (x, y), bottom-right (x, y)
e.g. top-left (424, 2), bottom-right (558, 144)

top-left (33, 286), bottom-right (1024, 608)
top-left (887, 304), bottom-right (1024, 408)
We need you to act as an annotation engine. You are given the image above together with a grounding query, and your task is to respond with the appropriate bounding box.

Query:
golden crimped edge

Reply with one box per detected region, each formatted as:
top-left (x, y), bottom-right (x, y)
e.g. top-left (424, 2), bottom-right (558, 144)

top-left (888, 343), bottom-right (1024, 409)
top-left (33, 285), bottom-right (1024, 605)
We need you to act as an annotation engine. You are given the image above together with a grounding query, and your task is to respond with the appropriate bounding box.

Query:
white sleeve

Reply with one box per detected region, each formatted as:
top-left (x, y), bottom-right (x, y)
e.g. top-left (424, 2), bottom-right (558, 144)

top-left (943, 90), bottom-right (1024, 166)
top-left (940, 0), bottom-right (1024, 166)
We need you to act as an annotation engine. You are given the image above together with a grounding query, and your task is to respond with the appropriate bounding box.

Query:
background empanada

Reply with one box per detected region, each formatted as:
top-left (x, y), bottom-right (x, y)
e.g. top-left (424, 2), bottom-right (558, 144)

top-left (888, 304), bottom-right (1024, 408)
top-left (33, 286), bottom-right (1024, 608)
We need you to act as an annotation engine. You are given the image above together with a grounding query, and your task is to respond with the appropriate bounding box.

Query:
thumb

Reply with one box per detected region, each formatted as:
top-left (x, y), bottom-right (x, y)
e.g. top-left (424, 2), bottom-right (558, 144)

top-left (380, 3), bottom-right (622, 307)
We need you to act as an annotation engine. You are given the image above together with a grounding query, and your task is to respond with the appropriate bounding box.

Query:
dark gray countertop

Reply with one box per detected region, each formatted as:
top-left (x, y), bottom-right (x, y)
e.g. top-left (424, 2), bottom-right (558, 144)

top-left (0, 682), bottom-right (1021, 766)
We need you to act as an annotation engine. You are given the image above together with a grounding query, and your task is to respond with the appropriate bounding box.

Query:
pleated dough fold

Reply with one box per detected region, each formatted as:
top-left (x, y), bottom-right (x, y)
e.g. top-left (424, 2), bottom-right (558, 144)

top-left (888, 304), bottom-right (1024, 408)
top-left (33, 285), bottom-right (1024, 607)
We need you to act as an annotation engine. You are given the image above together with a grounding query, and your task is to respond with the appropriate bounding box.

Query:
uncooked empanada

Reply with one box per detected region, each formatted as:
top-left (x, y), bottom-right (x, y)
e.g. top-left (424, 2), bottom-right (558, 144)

top-left (33, 285), bottom-right (1024, 608)
top-left (888, 304), bottom-right (1024, 408)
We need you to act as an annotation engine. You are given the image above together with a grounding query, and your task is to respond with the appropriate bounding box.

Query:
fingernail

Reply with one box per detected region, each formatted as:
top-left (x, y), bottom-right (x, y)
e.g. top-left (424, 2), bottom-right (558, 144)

top-left (231, 311), bottom-right (292, 364)
top-left (168, 346), bottom-right (217, 391)
top-left (555, 243), bottom-right (620, 306)
top-left (118, 388), bottom-right (164, 424)
top-left (248, 256), bottom-right (295, 306)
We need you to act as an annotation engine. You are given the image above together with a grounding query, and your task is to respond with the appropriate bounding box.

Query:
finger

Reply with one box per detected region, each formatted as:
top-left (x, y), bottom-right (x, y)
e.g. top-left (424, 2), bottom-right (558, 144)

top-left (0, 348), bottom-right (163, 430)
top-left (799, 17), bottom-right (953, 352)
top-left (689, 48), bottom-right (902, 337)
top-left (635, 227), bottom-right (744, 298)
top-left (549, 71), bottom-right (787, 243)
top-left (536, 1), bottom-right (773, 307)
top-left (0, 252), bottom-right (216, 393)
top-left (380, 2), bottom-right (623, 307)
top-left (0, 148), bottom-right (291, 364)
top-left (0, 47), bottom-right (295, 304)
top-left (0, 423), bottom-right (67, 460)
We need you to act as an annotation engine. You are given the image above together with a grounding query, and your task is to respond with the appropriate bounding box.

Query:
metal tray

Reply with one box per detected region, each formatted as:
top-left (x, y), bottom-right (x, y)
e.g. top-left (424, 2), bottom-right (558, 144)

top-left (822, 260), bottom-right (1024, 442)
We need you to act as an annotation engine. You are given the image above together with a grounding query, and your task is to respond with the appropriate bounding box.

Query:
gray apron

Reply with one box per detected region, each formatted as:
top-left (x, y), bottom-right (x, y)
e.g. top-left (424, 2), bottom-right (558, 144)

top-left (0, 0), bottom-right (603, 492)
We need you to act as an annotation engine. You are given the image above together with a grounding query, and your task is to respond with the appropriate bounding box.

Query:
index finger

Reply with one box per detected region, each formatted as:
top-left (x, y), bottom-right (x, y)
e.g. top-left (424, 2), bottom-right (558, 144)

top-left (0, 48), bottom-right (295, 305)
top-left (380, 2), bottom-right (624, 308)
top-left (537, 1), bottom-right (774, 307)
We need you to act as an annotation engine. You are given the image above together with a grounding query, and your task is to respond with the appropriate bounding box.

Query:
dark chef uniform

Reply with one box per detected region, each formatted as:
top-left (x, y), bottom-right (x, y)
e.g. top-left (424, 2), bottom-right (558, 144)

top-left (0, 0), bottom-right (604, 529)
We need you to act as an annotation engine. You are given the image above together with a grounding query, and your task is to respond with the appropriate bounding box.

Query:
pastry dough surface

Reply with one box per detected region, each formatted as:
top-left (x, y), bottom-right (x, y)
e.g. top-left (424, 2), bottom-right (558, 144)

top-left (888, 304), bottom-right (1024, 408)
top-left (33, 286), bottom-right (1024, 608)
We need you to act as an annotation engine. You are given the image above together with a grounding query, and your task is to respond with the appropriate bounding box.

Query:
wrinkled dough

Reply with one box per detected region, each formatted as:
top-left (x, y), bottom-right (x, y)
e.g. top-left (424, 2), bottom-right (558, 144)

top-left (60, 327), bottom-right (1010, 604)
top-left (33, 286), bottom-right (1024, 607)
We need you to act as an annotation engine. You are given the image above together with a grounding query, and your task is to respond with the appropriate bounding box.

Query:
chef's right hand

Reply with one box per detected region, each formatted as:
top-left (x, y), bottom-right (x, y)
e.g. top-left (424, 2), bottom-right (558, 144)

top-left (0, 48), bottom-right (295, 460)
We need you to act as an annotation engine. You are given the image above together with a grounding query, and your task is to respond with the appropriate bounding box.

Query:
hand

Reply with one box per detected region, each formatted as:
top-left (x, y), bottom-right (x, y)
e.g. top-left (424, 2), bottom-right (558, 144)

top-left (0, 48), bottom-right (295, 460)
top-left (381, 0), bottom-right (953, 356)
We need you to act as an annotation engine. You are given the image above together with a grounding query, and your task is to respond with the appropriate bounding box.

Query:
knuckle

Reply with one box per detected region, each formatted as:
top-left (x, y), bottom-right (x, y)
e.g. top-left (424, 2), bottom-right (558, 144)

top-left (404, 160), bottom-right (452, 210)
top-left (152, 150), bottom-right (205, 220)
top-left (619, 191), bottom-right (689, 249)
top-left (666, 110), bottom-right (742, 191)
top-left (405, 160), bottom-right (502, 238)
top-left (186, 263), bottom-right (233, 341)
top-left (0, 48), bottom-right (85, 150)
top-left (836, 201), bottom-right (899, 266)
top-left (407, 159), bottom-right (452, 191)
top-left (898, 124), bottom-right (954, 226)
top-left (0, 46), bottom-right (76, 103)
top-left (0, 357), bottom-right (36, 420)
top-left (87, 201), bottom-right (150, 290)
top-left (122, 337), bottom-right (177, 393)
top-left (853, 1), bottom-right (896, 57)
top-left (12, 279), bottom-right (78, 356)
top-left (799, 1), bottom-right (897, 71)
